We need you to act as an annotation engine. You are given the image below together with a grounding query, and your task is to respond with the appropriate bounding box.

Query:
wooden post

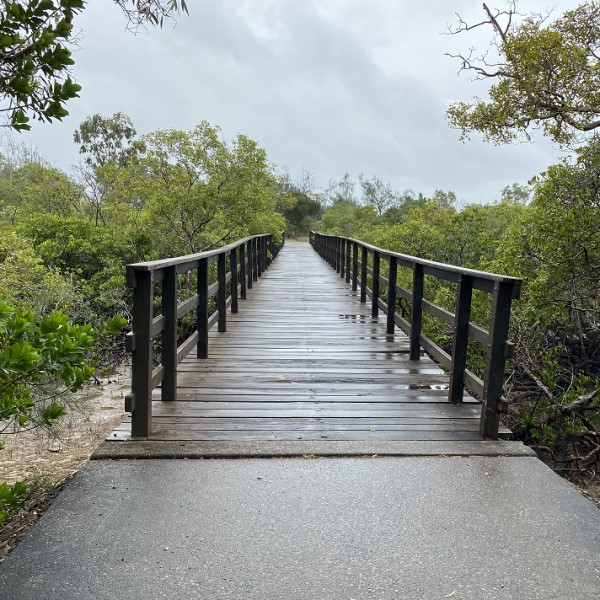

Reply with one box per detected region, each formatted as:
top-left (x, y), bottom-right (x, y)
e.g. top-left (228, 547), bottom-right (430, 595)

top-left (197, 258), bottom-right (209, 359)
top-left (161, 266), bottom-right (178, 401)
top-left (247, 240), bottom-right (254, 288)
top-left (352, 241), bottom-right (359, 292)
top-left (371, 251), bottom-right (380, 317)
top-left (449, 275), bottom-right (473, 404)
top-left (336, 238), bottom-right (342, 274)
top-left (480, 281), bottom-right (514, 439)
top-left (240, 243), bottom-right (247, 300)
top-left (386, 256), bottom-right (397, 335)
top-left (410, 264), bottom-right (424, 360)
top-left (218, 252), bottom-right (227, 332)
top-left (130, 269), bottom-right (153, 437)
top-left (231, 246), bottom-right (239, 313)
top-left (252, 238), bottom-right (258, 282)
top-left (340, 238), bottom-right (346, 278)
top-left (345, 239), bottom-right (351, 283)
top-left (360, 246), bottom-right (368, 303)
top-left (257, 238), bottom-right (263, 278)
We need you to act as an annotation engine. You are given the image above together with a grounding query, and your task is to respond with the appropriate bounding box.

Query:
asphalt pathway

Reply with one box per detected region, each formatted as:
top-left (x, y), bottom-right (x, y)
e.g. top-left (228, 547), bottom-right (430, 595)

top-left (1, 455), bottom-right (599, 599)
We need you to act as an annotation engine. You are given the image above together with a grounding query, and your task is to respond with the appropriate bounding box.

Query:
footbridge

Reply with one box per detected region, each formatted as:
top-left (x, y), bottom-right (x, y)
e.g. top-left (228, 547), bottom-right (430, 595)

top-left (110, 233), bottom-right (521, 445)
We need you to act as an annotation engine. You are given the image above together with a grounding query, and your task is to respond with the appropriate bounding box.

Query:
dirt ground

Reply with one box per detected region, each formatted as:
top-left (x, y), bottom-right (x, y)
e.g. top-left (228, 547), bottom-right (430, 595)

top-left (0, 372), bottom-right (129, 487)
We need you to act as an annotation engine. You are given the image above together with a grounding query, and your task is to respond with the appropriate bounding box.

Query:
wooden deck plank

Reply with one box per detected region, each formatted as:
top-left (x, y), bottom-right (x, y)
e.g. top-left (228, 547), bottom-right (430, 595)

top-left (110, 242), bottom-right (494, 443)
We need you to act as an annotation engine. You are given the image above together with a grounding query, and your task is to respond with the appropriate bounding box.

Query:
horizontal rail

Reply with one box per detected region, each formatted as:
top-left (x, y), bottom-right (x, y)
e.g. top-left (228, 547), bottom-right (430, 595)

top-left (310, 231), bottom-right (521, 439)
top-left (126, 232), bottom-right (284, 437)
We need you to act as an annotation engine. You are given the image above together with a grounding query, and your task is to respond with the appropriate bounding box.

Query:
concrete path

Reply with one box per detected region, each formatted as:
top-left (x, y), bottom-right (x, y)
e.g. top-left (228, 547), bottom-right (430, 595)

top-left (1, 456), bottom-right (599, 599)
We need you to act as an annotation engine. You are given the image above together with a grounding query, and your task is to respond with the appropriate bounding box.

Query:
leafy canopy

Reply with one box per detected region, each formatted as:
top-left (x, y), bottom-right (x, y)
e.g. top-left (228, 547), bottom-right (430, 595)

top-left (0, 1), bottom-right (187, 131)
top-left (447, 1), bottom-right (600, 145)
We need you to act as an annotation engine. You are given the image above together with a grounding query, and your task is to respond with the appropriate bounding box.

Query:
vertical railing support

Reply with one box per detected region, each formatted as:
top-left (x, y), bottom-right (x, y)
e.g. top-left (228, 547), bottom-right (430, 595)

top-left (231, 246), bottom-right (239, 314)
top-left (410, 264), bottom-right (424, 360)
top-left (386, 256), bottom-right (397, 335)
top-left (371, 251), bottom-right (380, 317)
top-left (345, 239), bottom-right (351, 283)
top-left (240, 243), bottom-right (247, 300)
top-left (336, 237), bottom-right (341, 274)
top-left (252, 238), bottom-right (258, 282)
top-left (129, 269), bottom-right (153, 437)
top-left (480, 281), bottom-right (514, 439)
top-left (449, 275), bottom-right (473, 404)
top-left (340, 238), bottom-right (346, 278)
top-left (162, 266), bottom-right (178, 401)
top-left (218, 252), bottom-right (227, 332)
top-left (352, 241), bottom-right (359, 292)
top-left (360, 246), bottom-right (368, 303)
top-left (197, 258), bottom-right (209, 359)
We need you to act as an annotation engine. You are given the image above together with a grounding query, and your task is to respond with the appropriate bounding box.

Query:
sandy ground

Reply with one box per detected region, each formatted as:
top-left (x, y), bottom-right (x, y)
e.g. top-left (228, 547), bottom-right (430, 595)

top-left (0, 371), bottom-right (129, 486)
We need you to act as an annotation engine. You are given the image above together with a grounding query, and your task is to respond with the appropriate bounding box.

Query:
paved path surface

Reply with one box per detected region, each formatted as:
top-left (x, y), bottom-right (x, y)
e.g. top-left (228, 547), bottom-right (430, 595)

top-left (1, 456), bottom-right (599, 599)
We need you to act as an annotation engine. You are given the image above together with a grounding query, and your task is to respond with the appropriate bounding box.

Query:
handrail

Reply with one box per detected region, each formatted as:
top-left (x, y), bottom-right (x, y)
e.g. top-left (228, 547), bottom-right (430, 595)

top-left (125, 233), bottom-right (284, 437)
top-left (309, 231), bottom-right (521, 439)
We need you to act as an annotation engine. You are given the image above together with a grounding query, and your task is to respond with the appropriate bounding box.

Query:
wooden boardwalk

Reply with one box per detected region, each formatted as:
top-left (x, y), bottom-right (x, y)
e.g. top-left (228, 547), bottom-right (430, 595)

top-left (112, 242), bottom-right (499, 442)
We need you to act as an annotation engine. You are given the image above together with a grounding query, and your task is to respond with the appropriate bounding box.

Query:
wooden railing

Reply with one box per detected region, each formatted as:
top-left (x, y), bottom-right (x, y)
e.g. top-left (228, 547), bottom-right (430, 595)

top-left (125, 233), bottom-right (284, 437)
top-left (309, 231), bottom-right (521, 439)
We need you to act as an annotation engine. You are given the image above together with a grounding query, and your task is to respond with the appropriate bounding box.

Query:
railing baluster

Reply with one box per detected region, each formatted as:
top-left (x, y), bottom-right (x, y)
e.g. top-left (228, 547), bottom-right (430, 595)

top-left (340, 238), bottom-right (346, 278)
top-left (247, 240), bottom-right (254, 288)
top-left (345, 239), bottom-right (351, 283)
top-left (410, 264), bottom-right (424, 360)
top-left (352, 241), bottom-right (359, 292)
top-left (386, 256), bottom-right (397, 335)
top-left (162, 266), bottom-right (178, 401)
top-left (480, 281), bottom-right (514, 439)
top-left (197, 258), bottom-right (209, 359)
top-left (218, 252), bottom-right (227, 332)
top-left (252, 238), bottom-right (258, 282)
top-left (130, 269), bottom-right (154, 437)
top-left (449, 275), bottom-right (473, 404)
top-left (360, 246), bottom-right (367, 303)
top-left (372, 250), bottom-right (380, 317)
top-left (231, 246), bottom-right (239, 313)
top-left (240, 243), bottom-right (247, 300)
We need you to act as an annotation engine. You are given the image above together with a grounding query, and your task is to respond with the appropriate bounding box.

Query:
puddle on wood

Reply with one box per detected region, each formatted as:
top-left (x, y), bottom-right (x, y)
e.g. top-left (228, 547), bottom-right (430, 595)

top-left (338, 314), bottom-right (378, 323)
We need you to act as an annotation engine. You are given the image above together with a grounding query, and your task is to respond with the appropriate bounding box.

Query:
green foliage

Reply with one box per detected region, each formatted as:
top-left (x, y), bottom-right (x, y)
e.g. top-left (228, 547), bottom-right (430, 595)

top-left (74, 112), bottom-right (141, 169)
top-left (0, 160), bottom-right (83, 217)
top-left (0, 0), bottom-right (84, 130)
top-left (447, 2), bottom-right (600, 145)
top-left (0, 1), bottom-right (187, 131)
top-left (0, 480), bottom-right (28, 523)
top-left (0, 301), bottom-right (125, 455)
top-left (106, 122), bottom-right (286, 256)
top-left (280, 189), bottom-right (322, 238)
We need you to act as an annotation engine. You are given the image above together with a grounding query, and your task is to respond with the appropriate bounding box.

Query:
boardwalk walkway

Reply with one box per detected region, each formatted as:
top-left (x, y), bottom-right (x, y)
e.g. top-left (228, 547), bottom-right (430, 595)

top-left (111, 241), bottom-right (504, 443)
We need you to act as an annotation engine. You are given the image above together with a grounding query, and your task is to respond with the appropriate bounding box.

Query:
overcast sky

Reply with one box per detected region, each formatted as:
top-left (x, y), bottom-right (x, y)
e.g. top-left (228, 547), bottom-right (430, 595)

top-left (14, 0), bottom-right (580, 205)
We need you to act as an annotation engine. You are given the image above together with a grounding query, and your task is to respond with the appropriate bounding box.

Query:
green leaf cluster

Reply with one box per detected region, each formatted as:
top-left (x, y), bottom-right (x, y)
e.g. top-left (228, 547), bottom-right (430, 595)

top-left (0, 0), bottom-right (84, 130)
top-left (447, 2), bottom-right (600, 145)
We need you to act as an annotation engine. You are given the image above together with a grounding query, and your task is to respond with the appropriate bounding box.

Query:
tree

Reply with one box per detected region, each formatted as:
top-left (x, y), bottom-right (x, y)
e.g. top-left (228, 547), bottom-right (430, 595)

top-left (280, 189), bottom-right (322, 238)
top-left (74, 112), bottom-right (141, 169)
top-left (359, 174), bottom-right (400, 216)
top-left (106, 122), bottom-right (285, 256)
top-left (447, 1), bottom-right (600, 145)
top-left (492, 142), bottom-right (600, 457)
top-left (325, 173), bottom-right (357, 206)
top-left (0, 1), bottom-right (187, 131)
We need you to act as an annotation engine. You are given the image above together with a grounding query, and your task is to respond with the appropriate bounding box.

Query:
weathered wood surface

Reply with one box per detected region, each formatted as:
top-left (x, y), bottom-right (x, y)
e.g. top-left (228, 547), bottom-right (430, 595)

top-left (110, 242), bottom-right (507, 442)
